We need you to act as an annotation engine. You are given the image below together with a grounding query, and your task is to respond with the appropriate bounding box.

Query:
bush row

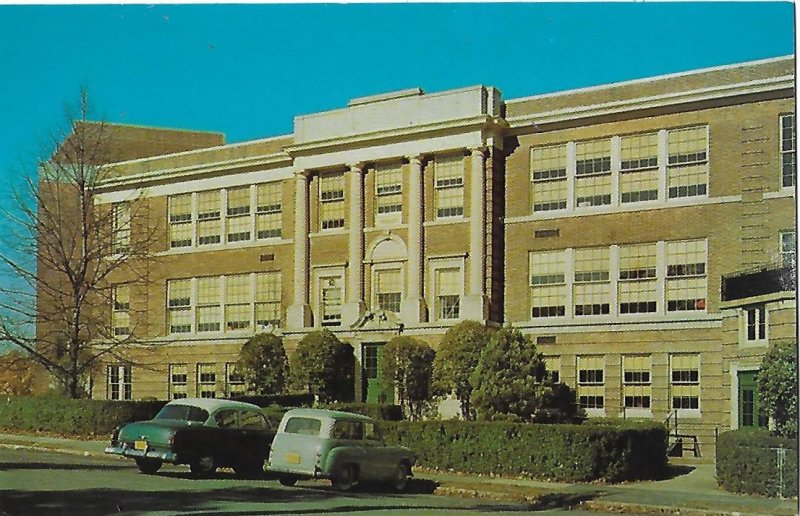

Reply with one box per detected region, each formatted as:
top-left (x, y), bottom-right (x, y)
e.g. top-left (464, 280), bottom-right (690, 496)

top-left (318, 403), bottom-right (403, 421)
top-left (231, 393), bottom-right (314, 407)
top-left (0, 395), bottom-right (165, 435)
top-left (716, 429), bottom-right (798, 498)
top-left (382, 419), bottom-right (668, 482)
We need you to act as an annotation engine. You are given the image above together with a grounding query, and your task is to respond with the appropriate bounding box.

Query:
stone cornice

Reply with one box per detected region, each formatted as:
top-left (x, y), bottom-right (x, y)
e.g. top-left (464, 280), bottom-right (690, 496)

top-left (285, 115), bottom-right (507, 157)
top-left (507, 76), bottom-right (794, 131)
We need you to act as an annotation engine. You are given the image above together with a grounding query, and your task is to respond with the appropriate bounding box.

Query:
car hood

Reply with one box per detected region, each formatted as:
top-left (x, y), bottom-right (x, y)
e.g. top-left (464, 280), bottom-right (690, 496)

top-left (117, 419), bottom-right (193, 446)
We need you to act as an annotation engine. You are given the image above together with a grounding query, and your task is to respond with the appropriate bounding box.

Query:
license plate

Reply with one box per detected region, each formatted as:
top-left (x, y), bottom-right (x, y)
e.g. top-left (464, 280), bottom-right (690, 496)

top-left (285, 452), bottom-right (300, 464)
top-left (134, 440), bottom-right (148, 451)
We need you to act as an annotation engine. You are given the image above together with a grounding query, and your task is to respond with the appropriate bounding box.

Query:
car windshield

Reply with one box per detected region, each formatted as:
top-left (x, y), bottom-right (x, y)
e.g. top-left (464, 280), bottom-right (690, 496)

top-left (155, 404), bottom-right (209, 423)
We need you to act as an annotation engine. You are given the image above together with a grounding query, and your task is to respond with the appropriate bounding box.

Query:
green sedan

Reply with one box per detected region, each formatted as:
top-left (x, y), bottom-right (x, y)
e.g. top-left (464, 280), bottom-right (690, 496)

top-left (267, 408), bottom-right (416, 492)
top-left (105, 398), bottom-right (275, 477)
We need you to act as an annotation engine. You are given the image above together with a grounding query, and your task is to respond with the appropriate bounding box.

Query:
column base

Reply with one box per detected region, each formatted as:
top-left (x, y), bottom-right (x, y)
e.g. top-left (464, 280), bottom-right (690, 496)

top-left (287, 304), bottom-right (313, 329)
top-left (460, 294), bottom-right (488, 322)
top-left (341, 301), bottom-right (367, 328)
top-left (400, 296), bottom-right (428, 325)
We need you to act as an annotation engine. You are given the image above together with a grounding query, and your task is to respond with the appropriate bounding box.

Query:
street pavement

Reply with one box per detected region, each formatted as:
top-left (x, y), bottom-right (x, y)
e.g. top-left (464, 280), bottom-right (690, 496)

top-left (0, 432), bottom-right (797, 515)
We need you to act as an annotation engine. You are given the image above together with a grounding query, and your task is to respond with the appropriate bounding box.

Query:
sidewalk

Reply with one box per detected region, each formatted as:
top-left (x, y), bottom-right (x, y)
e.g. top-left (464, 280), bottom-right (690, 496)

top-left (0, 432), bottom-right (796, 515)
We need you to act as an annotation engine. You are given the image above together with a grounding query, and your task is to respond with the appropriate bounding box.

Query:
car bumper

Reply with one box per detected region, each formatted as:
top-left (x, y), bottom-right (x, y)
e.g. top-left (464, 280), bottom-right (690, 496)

top-left (105, 445), bottom-right (178, 463)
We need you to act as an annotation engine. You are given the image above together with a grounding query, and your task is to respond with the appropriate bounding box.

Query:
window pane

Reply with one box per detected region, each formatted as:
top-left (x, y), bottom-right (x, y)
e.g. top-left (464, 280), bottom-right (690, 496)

top-left (574, 248), bottom-right (610, 316)
top-left (667, 126), bottom-right (708, 198)
top-left (376, 269), bottom-right (402, 313)
top-left (375, 164), bottom-right (403, 223)
top-left (434, 155), bottom-right (464, 218)
top-left (257, 183), bottom-right (282, 238)
top-left (320, 174), bottom-right (345, 230)
top-left (575, 140), bottom-right (611, 207)
top-left (530, 251), bottom-right (566, 318)
top-left (781, 114), bottom-right (796, 188)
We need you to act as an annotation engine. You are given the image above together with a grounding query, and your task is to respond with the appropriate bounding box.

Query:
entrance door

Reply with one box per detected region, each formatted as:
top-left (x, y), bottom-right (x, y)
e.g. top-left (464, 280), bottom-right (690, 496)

top-left (362, 343), bottom-right (394, 404)
top-left (738, 371), bottom-right (768, 428)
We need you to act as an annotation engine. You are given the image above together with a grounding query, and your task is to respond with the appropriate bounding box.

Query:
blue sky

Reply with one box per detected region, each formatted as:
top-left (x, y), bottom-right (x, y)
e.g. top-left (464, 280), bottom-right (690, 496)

top-left (0, 3), bottom-right (794, 193)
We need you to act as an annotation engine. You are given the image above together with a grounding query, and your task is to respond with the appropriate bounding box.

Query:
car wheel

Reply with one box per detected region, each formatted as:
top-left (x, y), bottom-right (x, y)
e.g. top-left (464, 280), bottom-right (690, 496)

top-left (331, 463), bottom-right (355, 492)
top-left (233, 459), bottom-right (263, 478)
top-left (278, 475), bottom-right (298, 487)
top-left (134, 458), bottom-right (163, 475)
top-left (391, 462), bottom-right (410, 492)
top-left (190, 454), bottom-right (216, 477)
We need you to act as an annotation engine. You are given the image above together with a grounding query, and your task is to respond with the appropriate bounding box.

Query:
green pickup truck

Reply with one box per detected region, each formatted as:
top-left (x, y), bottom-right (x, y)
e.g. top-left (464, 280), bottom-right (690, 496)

top-left (267, 408), bottom-right (416, 492)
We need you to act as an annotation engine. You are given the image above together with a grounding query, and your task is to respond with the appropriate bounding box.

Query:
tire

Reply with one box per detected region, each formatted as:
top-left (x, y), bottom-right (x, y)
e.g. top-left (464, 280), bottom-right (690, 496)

top-left (391, 462), bottom-right (410, 492)
top-left (278, 475), bottom-right (298, 487)
top-left (189, 454), bottom-right (217, 477)
top-left (135, 458), bottom-right (163, 475)
top-left (233, 459), bottom-right (264, 478)
top-left (331, 463), bottom-right (355, 492)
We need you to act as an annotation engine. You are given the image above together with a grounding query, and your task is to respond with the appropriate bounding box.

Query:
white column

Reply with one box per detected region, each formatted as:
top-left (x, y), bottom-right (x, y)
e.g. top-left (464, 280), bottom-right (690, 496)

top-left (287, 171), bottom-right (312, 329)
top-left (400, 155), bottom-right (427, 324)
top-left (462, 147), bottom-right (487, 321)
top-left (341, 164), bottom-right (366, 326)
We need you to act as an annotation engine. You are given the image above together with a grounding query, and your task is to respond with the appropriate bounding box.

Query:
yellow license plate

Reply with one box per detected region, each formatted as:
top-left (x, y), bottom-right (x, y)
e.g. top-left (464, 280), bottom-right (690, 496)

top-left (134, 440), bottom-right (148, 451)
top-left (285, 452), bottom-right (300, 464)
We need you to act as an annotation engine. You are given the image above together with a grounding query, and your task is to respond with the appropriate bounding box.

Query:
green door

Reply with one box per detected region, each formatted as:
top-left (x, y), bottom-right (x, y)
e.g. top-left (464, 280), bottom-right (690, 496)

top-left (363, 343), bottom-right (394, 404)
top-left (738, 371), bottom-right (768, 428)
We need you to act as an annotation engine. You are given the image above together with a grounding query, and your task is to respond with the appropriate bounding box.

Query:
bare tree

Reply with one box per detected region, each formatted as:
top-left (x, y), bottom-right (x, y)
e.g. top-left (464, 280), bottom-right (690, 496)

top-left (0, 89), bottom-right (158, 398)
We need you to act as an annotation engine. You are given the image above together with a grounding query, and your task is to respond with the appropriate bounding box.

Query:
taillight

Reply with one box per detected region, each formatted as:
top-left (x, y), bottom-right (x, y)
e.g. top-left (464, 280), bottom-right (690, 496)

top-left (167, 433), bottom-right (175, 448)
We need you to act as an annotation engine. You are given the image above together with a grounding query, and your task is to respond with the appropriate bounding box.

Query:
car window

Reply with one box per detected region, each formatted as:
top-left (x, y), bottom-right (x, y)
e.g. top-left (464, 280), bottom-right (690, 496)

top-left (284, 417), bottom-right (322, 436)
top-left (239, 410), bottom-right (270, 430)
top-left (155, 404), bottom-right (210, 423)
top-left (332, 420), bottom-right (363, 440)
top-left (364, 422), bottom-right (382, 442)
top-left (214, 409), bottom-right (238, 428)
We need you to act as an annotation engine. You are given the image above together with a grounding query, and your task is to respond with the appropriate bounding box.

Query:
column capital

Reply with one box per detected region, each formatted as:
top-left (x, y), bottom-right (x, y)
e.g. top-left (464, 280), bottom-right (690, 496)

top-left (471, 146), bottom-right (488, 157)
top-left (347, 163), bottom-right (366, 174)
top-left (294, 169), bottom-right (310, 179)
top-left (407, 154), bottom-right (426, 166)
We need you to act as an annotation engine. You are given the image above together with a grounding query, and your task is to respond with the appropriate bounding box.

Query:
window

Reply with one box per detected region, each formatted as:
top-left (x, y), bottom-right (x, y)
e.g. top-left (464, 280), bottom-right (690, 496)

top-left (240, 410), bottom-right (269, 430)
top-left (284, 417), bottom-right (322, 436)
top-left (320, 174), bottom-right (345, 230)
top-left (196, 277), bottom-right (221, 332)
top-left (618, 243), bottom-right (657, 314)
top-left (197, 363), bottom-right (218, 398)
top-left (620, 133), bottom-right (659, 203)
top-left (780, 230), bottom-right (796, 269)
top-left (168, 364), bottom-right (188, 399)
top-left (434, 267), bottom-right (461, 320)
top-left (225, 362), bottom-right (246, 398)
top-left (107, 365), bottom-right (132, 401)
top-left (168, 194), bottom-right (193, 248)
top-left (434, 155), bottom-right (464, 218)
top-left (375, 164), bottom-right (403, 225)
top-left (543, 356), bottom-right (560, 384)
top-left (529, 251), bottom-right (566, 318)
top-left (623, 355), bottom-right (651, 410)
top-left (255, 272), bottom-right (281, 328)
top-left (531, 144), bottom-right (567, 212)
top-left (320, 276), bottom-right (343, 326)
top-left (574, 247), bottom-right (610, 316)
top-left (375, 268), bottom-right (402, 313)
top-left (225, 274), bottom-right (251, 330)
top-left (168, 279), bottom-right (192, 333)
top-left (197, 190), bottom-right (222, 245)
top-left (577, 356), bottom-right (604, 410)
top-left (671, 354), bottom-right (700, 410)
top-left (744, 305), bottom-right (767, 342)
top-left (112, 202), bottom-right (131, 254)
top-left (215, 409), bottom-right (238, 428)
top-left (226, 187), bottom-right (251, 242)
top-left (256, 183), bottom-right (282, 239)
top-left (112, 284), bottom-right (130, 337)
top-left (667, 126), bottom-right (708, 198)
top-left (332, 420), bottom-right (364, 440)
top-left (781, 113), bottom-right (796, 188)
top-left (666, 239), bottom-right (707, 312)
top-left (574, 139), bottom-right (611, 207)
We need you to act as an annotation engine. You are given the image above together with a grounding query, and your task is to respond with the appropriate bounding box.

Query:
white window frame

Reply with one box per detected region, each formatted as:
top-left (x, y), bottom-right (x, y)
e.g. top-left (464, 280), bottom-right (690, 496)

top-left (225, 362), bottom-right (246, 398)
top-left (427, 257), bottom-right (465, 322)
top-left (622, 355), bottom-right (652, 418)
top-left (740, 304), bottom-right (768, 347)
top-left (112, 202), bottom-right (131, 254)
top-left (780, 230), bottom-right (796, 269)
top-left (312, 266), bottom-right (346, 328)
top-left (196, 363), bottom-right (218, 398)
top-left (374, 163), bottom-right (404, 227)
top-left (168, 364), bottom-right (188, 399)
top-left (530, 143), bottom-right (568, 213)
top-left (256, 182), bottom-right (283, 240)
top-left (666, 125), bottom-right (709, 200)
top-left (112, 284), bottom-right (131, 338)
top-left (107, 365), bottom-right (132, 401)
top-left (371, 263), bottom-right (405, 314)
top-left (780, 113), bottom-right (796, 189)
top-left (576, 355), bottom-right (605, 417)
top-left (670, 353), bottom-right (701, 418)
top-left (319, 174), bottom-right (346, 231)
top-left (433, 154), bottom-right (465, 220)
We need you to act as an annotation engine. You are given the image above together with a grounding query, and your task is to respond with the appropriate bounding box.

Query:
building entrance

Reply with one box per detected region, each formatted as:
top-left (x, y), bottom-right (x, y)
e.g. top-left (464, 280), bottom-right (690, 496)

top-left (362, 343), bottom-right (394, 404)
top-left (738, 370), bottom-right (768, 428)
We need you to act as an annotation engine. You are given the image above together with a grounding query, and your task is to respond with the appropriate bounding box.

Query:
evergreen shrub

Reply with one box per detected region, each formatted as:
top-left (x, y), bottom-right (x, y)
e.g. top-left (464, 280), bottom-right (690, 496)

top-left (716, 429), bottom-right (798, 497)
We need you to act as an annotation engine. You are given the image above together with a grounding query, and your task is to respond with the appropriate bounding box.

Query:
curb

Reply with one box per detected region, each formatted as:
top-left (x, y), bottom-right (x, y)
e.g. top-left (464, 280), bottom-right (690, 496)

top-left (579, 499), bottom-right (778, 516)
top-left (0, 441), bottom-right (105, 459)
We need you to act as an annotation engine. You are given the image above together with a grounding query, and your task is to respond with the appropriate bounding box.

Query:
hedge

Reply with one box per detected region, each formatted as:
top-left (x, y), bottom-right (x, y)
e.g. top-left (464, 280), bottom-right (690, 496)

top-left (318, 403), bottom-right (403, 421)
top-left (0, 395), bottom-right (165, 435)
top-left (231, 393), bottom-right (314, 407)
top-left (382, 419), bottom-right (668, 482)
top-left (716, 429), bottom-right (798, 498)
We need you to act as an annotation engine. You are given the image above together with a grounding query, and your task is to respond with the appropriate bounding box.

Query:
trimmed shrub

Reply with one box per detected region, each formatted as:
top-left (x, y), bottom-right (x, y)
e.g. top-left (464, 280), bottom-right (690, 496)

top-left (0, 395), bottom-right (165, 435)
top-left (232, 393), bottom-right (314, 407)
top-left (290, 330), bottom-right (355, 403)
top-left (382, 419), bottom-right (667, 482)
top-left (380, 336), bottom-right (435, 420)
top-left (319, 403), bottom-right (403, 421)
top-left (236, 333), bottom-right (289, 395)
top-left (716, 429), bottom-right (798, 498)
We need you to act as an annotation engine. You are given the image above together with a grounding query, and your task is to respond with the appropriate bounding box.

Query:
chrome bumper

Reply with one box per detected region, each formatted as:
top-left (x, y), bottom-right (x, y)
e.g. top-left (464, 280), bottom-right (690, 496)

top-left (104, 445), bottom-right (178, 463)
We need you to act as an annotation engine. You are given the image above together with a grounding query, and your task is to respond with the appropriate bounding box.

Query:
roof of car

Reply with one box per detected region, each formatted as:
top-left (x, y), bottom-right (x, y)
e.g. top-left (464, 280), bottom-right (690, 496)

top-left (165, 397), bottom-right (261, 412)
top-left (282, 408), bottom-right (374, 422)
